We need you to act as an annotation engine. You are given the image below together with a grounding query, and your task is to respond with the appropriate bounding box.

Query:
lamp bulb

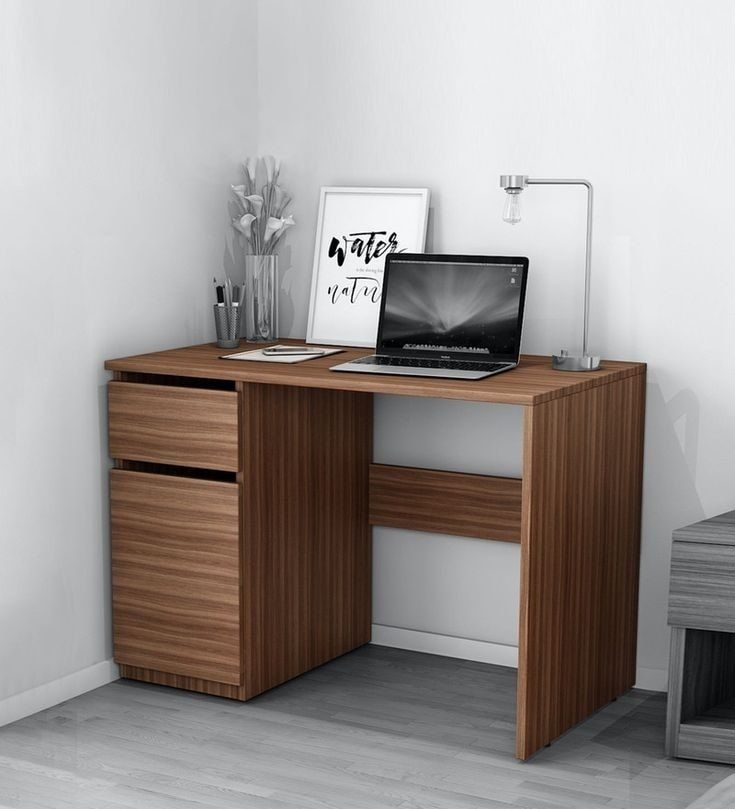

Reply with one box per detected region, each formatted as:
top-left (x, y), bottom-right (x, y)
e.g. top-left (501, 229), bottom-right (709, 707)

top-left (503, 191), bottom-right (522, 225)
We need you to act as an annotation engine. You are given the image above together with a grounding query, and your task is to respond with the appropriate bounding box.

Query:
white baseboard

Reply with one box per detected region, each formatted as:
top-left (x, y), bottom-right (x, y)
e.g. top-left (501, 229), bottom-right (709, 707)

top-left (371, 624), bottom-right (519, 668)
top-left (635, 666), bottom-right (667, 692)
top-left (372, 626), bottom-right (668, 694)
top-left (0, 659), bottom-right (119, 728)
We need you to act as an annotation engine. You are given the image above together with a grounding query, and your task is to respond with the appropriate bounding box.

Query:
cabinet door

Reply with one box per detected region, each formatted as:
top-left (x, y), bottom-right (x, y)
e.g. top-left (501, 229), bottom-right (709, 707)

top-left (111, 470), bottom-right (241, 684)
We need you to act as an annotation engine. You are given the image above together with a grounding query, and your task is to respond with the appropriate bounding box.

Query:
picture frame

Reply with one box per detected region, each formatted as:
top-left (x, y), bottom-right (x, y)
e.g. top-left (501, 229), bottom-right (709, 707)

top-left (306, 186), bottom-right (430, 347)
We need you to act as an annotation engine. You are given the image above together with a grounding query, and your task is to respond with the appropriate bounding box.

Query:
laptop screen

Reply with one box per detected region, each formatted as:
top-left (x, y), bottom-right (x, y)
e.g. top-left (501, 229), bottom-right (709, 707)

top-left (377, 254), bottom-right (528, 361)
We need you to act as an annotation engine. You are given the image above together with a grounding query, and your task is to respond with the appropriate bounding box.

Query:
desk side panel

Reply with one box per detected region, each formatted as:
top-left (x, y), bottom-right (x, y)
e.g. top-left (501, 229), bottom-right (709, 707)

top-left (240, 383), bottom-right (372, 698)
top-left (516, 370), bottom-right (645, 759)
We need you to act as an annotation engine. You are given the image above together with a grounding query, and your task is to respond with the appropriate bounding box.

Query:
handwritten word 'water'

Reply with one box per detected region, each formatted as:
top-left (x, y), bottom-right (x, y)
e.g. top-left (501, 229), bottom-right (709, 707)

top-left (327, 231), bottom-right (399, 267)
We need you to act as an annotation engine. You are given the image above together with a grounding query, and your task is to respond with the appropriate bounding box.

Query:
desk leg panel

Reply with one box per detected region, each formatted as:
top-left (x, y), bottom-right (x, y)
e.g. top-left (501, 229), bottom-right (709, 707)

top-left (516, 371), bottom-right (645, 759)
top-left (240, 382), bottom-right (372, 698)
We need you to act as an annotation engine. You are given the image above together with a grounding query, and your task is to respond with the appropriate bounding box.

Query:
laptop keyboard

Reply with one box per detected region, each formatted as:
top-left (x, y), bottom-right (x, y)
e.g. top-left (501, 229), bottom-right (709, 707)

top-left (353, 356), bottom-right (508, 373)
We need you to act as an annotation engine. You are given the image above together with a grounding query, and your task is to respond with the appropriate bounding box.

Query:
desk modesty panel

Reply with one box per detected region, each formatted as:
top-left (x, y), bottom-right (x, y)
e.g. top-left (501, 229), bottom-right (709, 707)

top-left (105, 341), bottom-right (646, 760)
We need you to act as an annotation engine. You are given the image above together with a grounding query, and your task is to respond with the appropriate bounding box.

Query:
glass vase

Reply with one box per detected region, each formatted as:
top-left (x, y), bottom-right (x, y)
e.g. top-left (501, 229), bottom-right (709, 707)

top-left (244, 254), bottom-right (278, 342)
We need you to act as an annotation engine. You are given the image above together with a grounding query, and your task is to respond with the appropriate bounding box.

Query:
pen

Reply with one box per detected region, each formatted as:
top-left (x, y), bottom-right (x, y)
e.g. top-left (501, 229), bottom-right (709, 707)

top-left (262, 347), bottom-right (326, 356)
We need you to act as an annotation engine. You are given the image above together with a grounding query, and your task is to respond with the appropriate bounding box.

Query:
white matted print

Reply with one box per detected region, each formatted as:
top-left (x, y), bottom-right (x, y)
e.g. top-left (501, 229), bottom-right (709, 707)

top-left (306, 187), bottom-right (430, 347)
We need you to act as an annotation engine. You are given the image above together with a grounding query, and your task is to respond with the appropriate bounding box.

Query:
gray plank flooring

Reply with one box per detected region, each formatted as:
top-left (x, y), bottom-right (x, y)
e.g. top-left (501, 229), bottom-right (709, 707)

top-left (0, 646), bottom-right (732, 809)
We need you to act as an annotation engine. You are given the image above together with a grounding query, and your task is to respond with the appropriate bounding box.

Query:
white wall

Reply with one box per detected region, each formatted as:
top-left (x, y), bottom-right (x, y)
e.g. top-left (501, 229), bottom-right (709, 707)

top-left (259, 0), bottom-right (735, 688)
top-left (0, 0), bottom-right (257, 718)
top-left (372, 396), bottom-right (522, 662)
top-left (3, 0), bottom-right (733, 713)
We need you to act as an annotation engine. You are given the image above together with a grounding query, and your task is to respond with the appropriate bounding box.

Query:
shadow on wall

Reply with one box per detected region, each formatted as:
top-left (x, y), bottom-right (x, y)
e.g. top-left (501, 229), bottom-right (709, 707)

top-left (638, 382), bottom-right (705, 678)
top-left (277, 244), bottom-right (295, 339)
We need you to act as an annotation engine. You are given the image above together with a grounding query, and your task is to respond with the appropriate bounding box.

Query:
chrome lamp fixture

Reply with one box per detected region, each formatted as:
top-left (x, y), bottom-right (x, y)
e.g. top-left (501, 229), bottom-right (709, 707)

top-left (499, 175), bottom-right (601, 372)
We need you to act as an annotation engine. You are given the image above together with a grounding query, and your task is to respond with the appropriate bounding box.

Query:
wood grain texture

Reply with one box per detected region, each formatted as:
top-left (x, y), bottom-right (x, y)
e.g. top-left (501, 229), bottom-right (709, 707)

top-left (516, 369), bottom-right (646, 760)
top-left (369, 463), bottom-right (522, 542)
top-left (669, 541), bottom-right (735, 631)
top-left (118, 665), bottom-right (245, 700)
top-left (673, 510), bottom-right (735, 545)
top-left (108, 381), bottom-right (239, 471)
top-left (666, 626), bottom-right (686, 757)
top-left (677, 724), bottom-right (735, 765)
top-left (105, 341), bottom-right (646, 406)
top-left (240, 382), bottom-right (373, 698)
top-left (666, 516), bottom-right (735, 764)
top-left (680, 628), bottom-right (735, 724)
top-left (686, 697), bottom-right (735, 729)
top-left (105, 344), bottom-right (647, 760)
top-left (666, 628), bottom-right (735, 764)
top-left (111, 469), bottom-right (241, 685)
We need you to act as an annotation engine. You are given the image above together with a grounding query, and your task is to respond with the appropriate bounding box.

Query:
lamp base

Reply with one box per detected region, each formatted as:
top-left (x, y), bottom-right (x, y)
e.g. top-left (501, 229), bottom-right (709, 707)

top-left (551, 351), bottom-right (601, 372)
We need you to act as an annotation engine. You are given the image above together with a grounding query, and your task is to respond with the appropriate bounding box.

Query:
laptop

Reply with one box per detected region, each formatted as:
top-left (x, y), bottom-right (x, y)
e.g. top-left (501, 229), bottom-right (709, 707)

top-left (330, 253), bottom-right (529, 380)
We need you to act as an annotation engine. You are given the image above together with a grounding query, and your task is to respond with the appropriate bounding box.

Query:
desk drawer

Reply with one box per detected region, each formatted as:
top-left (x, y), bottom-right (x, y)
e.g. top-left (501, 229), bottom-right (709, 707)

top-left (111, 469), bottom-right (241, 684)
top-left (669, 541), bottom-right (735, 631)
top-left (108, 381), bottom-right (239, 471)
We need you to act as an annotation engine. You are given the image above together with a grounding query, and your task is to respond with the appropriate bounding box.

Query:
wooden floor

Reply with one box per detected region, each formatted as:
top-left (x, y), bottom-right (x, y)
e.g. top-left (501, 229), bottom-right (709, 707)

top-left (0, 646), bottom-right (732, 809)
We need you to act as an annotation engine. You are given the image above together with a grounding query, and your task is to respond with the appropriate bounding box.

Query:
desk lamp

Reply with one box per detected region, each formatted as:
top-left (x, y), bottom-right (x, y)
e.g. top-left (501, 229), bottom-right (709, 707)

top-left (499, 175), bottom-right (600, 372)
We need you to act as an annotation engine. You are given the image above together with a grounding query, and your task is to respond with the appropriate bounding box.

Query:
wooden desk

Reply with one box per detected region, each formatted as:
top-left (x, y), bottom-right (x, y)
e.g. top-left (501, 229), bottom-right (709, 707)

top-left (105, 342), bottom-right (646, 760)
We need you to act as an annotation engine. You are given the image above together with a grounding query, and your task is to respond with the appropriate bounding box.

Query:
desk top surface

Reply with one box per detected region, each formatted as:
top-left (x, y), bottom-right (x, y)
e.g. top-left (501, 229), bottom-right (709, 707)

top-left (105, 341), bottom-right (646, 406)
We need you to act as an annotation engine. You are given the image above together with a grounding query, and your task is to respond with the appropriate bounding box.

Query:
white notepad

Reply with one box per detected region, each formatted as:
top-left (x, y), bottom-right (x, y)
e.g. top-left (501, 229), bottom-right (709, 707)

top-left (220, 345), bottom-right (344, 364)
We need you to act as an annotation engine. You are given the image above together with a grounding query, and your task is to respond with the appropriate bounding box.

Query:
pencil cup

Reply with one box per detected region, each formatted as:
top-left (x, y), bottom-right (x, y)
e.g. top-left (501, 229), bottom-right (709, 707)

top-left (213, 304), bottom-right (242, 349)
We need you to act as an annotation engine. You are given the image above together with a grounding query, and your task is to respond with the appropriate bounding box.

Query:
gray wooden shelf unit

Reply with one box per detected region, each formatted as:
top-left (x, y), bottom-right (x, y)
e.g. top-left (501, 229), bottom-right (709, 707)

top-left (666, 510), bottom-right (735, 764)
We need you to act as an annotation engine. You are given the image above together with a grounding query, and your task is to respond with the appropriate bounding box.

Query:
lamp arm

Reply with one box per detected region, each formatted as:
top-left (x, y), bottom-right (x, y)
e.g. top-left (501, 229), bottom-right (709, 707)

top-left (525, 179), bottom-right (593, 358)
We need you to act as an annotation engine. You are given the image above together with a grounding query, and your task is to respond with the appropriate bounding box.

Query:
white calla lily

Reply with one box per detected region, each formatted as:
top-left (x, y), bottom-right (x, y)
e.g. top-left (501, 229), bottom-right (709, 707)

top-left (264, 215), bottom-right (295, 244)
top-left (232, 213), bottom-right (256, 235)
top-left (229, 157), bottom-right (293, 255)
top-left (263, 216), bottom-right (282, 243)
top-left (244, 195), bottom-right (264, 217)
